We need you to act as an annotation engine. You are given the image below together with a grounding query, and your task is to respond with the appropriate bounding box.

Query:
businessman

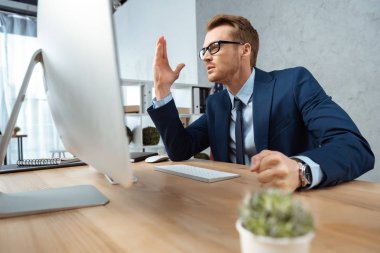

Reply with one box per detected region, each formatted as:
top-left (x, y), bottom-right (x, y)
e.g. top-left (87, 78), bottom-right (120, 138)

top-left (147, 14), bottom-right (374, 191)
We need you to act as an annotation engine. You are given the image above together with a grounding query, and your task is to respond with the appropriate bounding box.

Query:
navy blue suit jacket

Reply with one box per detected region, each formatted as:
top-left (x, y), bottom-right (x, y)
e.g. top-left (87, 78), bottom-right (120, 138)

top-left (148, 67), bottom-right (374, 188)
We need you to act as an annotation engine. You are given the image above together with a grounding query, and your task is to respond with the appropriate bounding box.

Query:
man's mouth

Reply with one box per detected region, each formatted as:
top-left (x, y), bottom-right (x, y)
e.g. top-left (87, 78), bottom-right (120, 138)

top-left (207, 65), bottom-right (215, 72)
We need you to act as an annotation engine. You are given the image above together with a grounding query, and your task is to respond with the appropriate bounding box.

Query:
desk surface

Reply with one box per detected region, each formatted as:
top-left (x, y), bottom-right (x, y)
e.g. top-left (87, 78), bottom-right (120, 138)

top-left (0, 160), bottom-right (379, 253)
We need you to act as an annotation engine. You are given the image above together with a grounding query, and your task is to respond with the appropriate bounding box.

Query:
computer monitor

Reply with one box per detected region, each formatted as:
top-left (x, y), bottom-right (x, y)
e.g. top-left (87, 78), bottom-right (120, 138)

top-left (38, 0), bottom-right (132, 187)
top-left (0, 0), bottom-right (133, 217)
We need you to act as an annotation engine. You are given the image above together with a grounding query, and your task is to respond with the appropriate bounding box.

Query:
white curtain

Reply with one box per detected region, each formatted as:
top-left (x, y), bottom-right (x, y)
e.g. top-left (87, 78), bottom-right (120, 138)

top-left (0, 11), bottom-right (63, 164)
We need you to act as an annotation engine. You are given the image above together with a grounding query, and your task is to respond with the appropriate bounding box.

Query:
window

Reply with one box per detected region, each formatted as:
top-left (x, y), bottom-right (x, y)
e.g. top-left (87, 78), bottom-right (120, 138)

top-left (1, 11), bottom-right (62, 163)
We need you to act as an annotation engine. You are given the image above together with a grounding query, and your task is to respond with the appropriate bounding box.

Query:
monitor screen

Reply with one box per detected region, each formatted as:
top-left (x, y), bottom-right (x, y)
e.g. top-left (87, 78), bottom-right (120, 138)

top-left (37, 0), bottom-right (132, 187)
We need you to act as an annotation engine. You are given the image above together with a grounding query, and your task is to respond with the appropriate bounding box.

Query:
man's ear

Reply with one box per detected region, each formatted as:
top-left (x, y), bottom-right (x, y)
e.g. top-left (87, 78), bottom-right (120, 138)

top-left (242, 43), bottom-right (252, 57)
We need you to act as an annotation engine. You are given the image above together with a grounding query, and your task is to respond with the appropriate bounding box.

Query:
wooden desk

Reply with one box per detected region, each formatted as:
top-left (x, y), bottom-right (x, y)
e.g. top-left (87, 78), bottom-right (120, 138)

top-left (0, 160), bottom-right (379, 253)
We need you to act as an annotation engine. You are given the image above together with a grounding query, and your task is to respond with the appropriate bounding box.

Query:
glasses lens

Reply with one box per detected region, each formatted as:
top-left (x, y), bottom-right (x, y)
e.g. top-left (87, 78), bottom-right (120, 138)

top-left (199, 41), bottom-right (223, 60)
top-left (209, 42), bottom-right (220, 55)
top-left (199, 48), bottom-right (206, 59)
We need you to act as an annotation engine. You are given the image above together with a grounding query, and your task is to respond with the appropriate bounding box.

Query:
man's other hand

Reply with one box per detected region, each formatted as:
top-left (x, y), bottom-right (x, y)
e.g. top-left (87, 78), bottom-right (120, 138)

top-left (250, 150), bottom-right (301, 192)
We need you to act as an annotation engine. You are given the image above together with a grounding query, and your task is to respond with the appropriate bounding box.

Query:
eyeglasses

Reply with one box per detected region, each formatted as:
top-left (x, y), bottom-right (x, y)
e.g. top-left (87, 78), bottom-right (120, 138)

top-left (199, 40), bottom-right (244, 60)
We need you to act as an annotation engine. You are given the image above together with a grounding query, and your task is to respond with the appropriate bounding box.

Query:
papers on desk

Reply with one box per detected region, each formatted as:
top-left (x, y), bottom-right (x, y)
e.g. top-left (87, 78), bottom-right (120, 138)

top-left (17, 157), bottom-right (81, 166)
top-left (0, 159), bottom-right (86, 174)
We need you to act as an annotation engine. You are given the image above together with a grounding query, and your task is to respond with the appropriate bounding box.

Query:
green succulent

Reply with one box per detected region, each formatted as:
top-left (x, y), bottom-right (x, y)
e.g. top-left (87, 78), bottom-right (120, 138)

top-left (194, 152), bottom-right (210, 160)
top-left (239, 189), bottom-right (314, 238)
top-left (142, 126), bottom-right (160, 145)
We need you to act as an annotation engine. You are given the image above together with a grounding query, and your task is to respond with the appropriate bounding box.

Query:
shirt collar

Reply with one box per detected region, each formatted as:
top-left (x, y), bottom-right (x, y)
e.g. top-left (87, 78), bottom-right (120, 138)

top-left (228, 68), bottom-right (256, 108)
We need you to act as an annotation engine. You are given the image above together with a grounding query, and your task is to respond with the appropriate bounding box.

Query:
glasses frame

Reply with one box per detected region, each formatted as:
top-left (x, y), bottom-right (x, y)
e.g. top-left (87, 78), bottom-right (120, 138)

top-left (199, 40), bottom-right (244, 60)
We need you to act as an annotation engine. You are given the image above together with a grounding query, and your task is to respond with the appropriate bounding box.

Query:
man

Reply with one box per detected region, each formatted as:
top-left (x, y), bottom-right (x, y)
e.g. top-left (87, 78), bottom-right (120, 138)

top-left (147, 14), bottom-right (374, 191)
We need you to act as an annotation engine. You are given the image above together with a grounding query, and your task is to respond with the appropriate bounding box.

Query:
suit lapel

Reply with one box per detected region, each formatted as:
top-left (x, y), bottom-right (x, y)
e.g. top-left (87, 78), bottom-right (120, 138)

top-left (253, 68), bottom-right (275, 152)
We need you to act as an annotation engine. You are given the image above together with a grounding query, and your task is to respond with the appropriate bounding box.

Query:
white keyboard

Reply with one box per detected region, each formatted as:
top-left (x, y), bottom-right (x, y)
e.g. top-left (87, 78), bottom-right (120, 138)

top-left (154, 164), bottom-right (240, 183)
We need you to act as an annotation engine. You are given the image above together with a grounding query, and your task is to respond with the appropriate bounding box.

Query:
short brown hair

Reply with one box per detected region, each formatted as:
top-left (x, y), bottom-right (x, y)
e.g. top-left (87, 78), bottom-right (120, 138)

top-left (207, 14), bottom-right (259, 67)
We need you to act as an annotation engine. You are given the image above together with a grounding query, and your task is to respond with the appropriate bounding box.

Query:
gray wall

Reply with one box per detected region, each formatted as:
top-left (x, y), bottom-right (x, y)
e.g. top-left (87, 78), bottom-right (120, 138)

top-left (196, 0), bottom-right (380, 181)
top-left (115, 0), bottom-right (197, 84)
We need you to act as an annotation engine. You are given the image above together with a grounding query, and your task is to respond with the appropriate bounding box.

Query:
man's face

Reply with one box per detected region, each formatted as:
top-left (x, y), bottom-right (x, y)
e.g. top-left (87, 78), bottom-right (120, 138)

top-left (202, 25), bottom-right (243, 84)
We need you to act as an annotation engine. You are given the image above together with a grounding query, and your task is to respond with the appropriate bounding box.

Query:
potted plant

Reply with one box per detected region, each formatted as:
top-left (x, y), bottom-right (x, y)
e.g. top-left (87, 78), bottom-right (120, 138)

top-left (194, 152), bottom-right (210, 160)
top-left (126, 126), bottom-right (133, 144)
top-left (236, 189), bottom-right (314, 253)
top-left (142, 126), bottom-right (160, 146)
top-left (13, 126), bottom-right (21, 136)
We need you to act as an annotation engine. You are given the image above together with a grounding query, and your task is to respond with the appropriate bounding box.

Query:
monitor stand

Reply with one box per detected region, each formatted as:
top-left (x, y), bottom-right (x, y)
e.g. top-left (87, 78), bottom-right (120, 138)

top-left (0, 185), bottom-right (109, 218)
top-left (0, 50), bottom-right (109, 218)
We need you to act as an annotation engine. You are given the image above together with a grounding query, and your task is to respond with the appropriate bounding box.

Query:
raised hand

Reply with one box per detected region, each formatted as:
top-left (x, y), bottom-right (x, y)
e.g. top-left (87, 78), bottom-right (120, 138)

top-left (153, 36), bottom-right (185, 100)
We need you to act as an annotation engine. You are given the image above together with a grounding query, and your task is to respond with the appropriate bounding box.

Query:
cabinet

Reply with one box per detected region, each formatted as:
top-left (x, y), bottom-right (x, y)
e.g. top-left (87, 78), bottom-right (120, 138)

top-left (121, 79), bottom-right (209, 154)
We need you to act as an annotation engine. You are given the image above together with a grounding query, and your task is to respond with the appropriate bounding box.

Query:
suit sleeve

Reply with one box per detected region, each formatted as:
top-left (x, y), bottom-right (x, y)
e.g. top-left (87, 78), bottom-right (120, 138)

top-left (293, 67), bottom-right (374, 187)
top-left (147, 99), bottom-right (209, 161)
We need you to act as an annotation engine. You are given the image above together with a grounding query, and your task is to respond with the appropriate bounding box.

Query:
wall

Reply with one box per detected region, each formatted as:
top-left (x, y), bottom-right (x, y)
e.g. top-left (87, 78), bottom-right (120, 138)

top-left (196, 0), bottom-right (380, 181)
top-left (114, 0), bottom-right (198, 84)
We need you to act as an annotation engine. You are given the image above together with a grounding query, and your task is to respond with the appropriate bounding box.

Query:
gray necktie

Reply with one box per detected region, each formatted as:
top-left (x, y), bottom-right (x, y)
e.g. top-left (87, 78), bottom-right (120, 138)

top-left (234, 98), bottom-right (245, 164)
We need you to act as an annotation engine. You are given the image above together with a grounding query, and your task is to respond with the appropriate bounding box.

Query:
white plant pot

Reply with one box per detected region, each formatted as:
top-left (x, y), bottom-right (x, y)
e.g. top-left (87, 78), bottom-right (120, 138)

top-left (236, 219), bottom-right (314, 253)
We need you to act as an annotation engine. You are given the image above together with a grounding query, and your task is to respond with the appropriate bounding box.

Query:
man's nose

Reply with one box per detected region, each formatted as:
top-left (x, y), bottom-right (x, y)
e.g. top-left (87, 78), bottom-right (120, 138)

top-left (202, 50), bottom-right (212, 61)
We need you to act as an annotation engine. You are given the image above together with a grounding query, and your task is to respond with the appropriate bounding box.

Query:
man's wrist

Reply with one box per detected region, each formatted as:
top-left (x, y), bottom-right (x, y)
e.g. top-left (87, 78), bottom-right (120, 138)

top-left (290, 158), bottom-right (302, 189)
top-left (292, 158), bottom-right (312, 190)
top-left (152, 93), bottom-right (173, 109)
top-left (293, 156), bottom-right (323, 189)
top-left (154, 85), bottom-right (171, 100)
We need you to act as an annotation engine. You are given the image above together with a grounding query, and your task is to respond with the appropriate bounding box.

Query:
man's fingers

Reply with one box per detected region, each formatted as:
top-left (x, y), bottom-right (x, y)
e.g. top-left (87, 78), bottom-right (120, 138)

top-left (155, 36), bottom-right (164, 61)
top-left (257, 164), bottom-right (288, 183)
top-left (251, 150), bottom-right (299, 192)
top-left (174, 63), bottom-right (185, 76)
top-left (257, 169), bottom-right (276, 183)
top-left (250, 150), bottom-right (270, 172)
top-left (255, 149), bottom-right (273, 158)
top-left (252, 151), bottom-right (281, 173)
top-left (250, 156), bottom-right (260, 172)
top-left (163, 37), bottom-right (167, 59)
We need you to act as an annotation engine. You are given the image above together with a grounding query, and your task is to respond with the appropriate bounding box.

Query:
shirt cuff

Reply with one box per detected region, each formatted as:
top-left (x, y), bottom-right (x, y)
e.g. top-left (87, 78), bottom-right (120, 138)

top-left (293, 155), bottom-right (323, 189)
top-left (152, 93), bottom-right (173, 109)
